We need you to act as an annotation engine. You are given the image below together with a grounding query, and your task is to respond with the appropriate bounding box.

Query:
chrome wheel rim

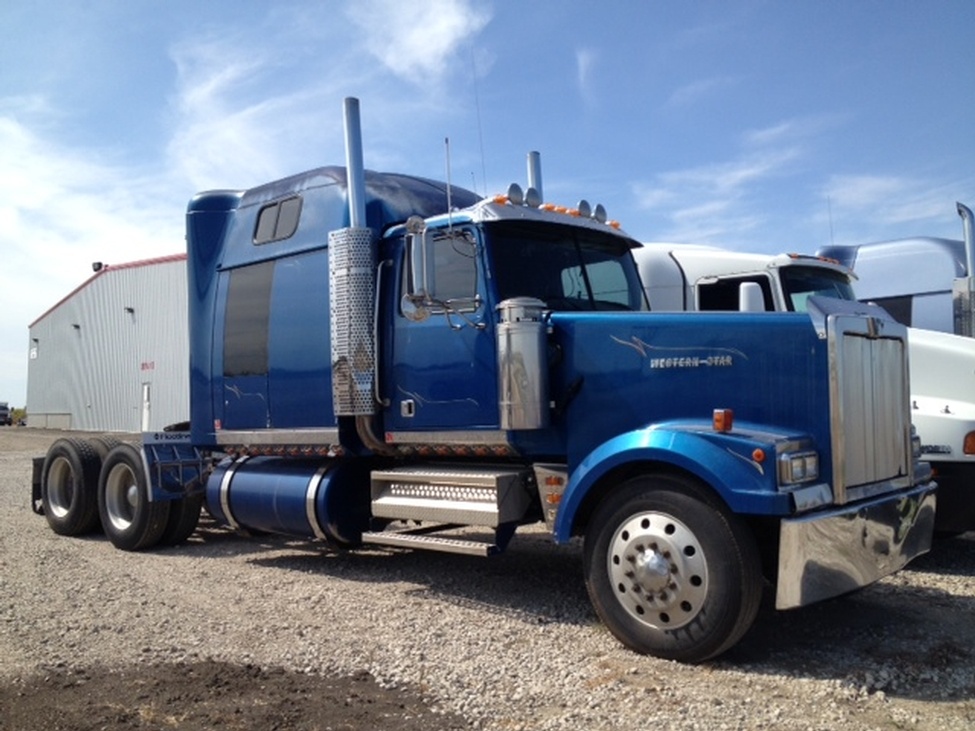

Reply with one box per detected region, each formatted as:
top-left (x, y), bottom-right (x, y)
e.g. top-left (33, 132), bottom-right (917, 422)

top-left (104, 463), bottom-right (139, 532)
top-left (607, 511), bottom-right (709, 630)
top-left (46, 456), bottom-right (75, 518)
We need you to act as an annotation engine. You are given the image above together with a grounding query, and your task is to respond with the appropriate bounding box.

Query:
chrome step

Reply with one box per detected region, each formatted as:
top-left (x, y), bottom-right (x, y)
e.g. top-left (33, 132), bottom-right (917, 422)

top-left (370, 465), bottom-right (532, 527)
top-left (360, 529), bottom-right (500, 557)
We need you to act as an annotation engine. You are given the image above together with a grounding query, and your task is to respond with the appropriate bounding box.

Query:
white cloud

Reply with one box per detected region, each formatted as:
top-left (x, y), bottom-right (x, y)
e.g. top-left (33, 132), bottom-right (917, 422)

top-left (165, 34), bottom-right (347, 191)
top-left (818, 174), bottom-right (970, 243)
top-left (345, 0), bottom-right (492, 83)
top-left (631, 125), bottom-right (807, 245)
top-left (742, 114), bottom-right (846, 148)
top-left (0, 105), bottom-right (184, 405)
top-left (666, 76), bottom-right (737, 108)
top-left (576, 48), bottom-right (597, 105)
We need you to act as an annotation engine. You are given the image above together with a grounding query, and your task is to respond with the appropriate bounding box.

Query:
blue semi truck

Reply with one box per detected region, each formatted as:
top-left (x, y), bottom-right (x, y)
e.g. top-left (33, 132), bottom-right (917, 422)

top-left (33, 99), bottom-right (935, 662)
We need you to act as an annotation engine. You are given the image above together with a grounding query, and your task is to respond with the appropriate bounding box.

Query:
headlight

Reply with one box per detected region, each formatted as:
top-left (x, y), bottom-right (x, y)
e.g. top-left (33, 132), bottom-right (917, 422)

top-left (778, 451), bottom-right (819, 485)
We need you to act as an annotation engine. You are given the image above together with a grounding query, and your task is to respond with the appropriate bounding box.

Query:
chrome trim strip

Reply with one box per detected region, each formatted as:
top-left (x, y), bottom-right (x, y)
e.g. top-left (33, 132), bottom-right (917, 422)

top-left (219, 456), bottom-right (250, 531)
top-left (374, 260), bottom-right (391, 408)
top-left (305, 464), bottom-right (332, 541)
top-left (215, 428), bottom-right (341, 446)
top-left (384, 430), bottom-right (511, 446)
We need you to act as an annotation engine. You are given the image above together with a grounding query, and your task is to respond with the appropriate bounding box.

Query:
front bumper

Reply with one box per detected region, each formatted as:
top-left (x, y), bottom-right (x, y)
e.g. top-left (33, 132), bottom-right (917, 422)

top-left (775, 481), bottom-right (936, 609)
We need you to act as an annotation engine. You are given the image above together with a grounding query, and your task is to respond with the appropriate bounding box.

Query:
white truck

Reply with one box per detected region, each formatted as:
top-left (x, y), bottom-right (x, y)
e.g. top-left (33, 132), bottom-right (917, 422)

top-left (633, 243), bottom-right (975, 534)
top-left (818, 202), bottom-right (975, 338)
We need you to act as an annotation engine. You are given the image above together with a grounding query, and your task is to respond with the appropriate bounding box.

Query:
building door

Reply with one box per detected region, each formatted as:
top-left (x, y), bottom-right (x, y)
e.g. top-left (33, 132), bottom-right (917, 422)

top-left (141, 382), bottom-right (151, 432)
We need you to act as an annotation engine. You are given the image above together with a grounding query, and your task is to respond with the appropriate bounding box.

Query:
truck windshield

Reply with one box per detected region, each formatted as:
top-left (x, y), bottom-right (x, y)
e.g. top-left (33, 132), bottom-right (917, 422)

top-left (486, 221), bottom-right (648, 311)
top-left (780, 266), bottom-right (856, 312)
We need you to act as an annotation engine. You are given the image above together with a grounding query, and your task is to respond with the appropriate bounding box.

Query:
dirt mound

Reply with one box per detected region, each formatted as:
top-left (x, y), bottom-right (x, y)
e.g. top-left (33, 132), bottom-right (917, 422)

top-left (0, 661), bottom-right (468, 731)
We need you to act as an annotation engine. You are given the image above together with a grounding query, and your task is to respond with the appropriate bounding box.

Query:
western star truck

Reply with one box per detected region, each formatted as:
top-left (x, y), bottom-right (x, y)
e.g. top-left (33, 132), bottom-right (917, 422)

top-left (31, 99), bottom-right (935, 663)
top-left (633, 244), bottom-right (973, 533)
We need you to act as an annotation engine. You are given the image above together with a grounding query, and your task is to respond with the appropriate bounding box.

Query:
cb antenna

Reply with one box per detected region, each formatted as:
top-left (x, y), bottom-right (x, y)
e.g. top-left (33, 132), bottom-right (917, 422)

top-left (827, 195), bottom-right (835, 246)
top-left (445, 136), bottom-right (454, 233)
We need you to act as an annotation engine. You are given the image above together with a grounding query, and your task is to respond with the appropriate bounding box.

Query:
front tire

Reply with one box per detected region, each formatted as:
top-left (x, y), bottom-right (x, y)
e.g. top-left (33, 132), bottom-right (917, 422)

top-left (97, 444), bottom-right (170, 551)
top-left (583, 474), bottom-right (763, 663)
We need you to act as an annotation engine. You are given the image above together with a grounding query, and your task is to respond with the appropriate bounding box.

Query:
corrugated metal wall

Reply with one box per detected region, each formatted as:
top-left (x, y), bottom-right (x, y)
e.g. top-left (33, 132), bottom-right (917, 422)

top-left (27, 256), bottom-right (190, 432)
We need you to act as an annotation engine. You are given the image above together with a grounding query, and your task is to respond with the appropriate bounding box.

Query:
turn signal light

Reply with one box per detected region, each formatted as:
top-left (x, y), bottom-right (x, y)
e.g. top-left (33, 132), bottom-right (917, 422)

top-left (964, 431), bottom-right (975, 455)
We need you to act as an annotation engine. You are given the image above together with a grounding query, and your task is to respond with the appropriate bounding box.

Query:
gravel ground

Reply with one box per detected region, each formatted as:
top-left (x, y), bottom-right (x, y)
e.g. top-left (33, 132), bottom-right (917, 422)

top-left (2, 427), bottom-right (975, 730)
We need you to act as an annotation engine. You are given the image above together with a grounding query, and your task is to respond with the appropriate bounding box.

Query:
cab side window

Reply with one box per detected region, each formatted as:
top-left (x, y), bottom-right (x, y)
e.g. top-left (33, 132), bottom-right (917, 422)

top-left (697, 276), bottom-right (773, 311)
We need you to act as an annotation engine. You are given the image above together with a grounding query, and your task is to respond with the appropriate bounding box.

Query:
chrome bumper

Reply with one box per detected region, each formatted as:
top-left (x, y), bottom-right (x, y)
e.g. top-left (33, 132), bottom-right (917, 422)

top-left (775, 481), bottom-right (936, 609)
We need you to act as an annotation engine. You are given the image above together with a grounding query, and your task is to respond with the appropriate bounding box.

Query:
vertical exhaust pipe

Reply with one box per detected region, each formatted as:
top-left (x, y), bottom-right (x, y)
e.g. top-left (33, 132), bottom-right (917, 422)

top-left (527, 151), bottom-right (543, 201)
top-left (330, 97), bottom-right (394, 453)
top-left (330, 97), bottom-right (377, 418)
top-left (343, 97), bottom-right (367, 229)
top-left (958, 202), bottom-right (974, 277)
top-left (955, 202), bottom-right (975, 337)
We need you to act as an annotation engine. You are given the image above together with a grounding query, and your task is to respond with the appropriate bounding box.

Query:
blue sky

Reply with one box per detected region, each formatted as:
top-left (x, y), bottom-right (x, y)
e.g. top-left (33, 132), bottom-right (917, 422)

top-left (1, 0), bottom-right (973, 408)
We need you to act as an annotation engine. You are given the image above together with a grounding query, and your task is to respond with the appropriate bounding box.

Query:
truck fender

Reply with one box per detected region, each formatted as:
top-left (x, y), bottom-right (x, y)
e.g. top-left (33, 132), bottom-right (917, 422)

top-left (553, 425), bottom-right (788, 543)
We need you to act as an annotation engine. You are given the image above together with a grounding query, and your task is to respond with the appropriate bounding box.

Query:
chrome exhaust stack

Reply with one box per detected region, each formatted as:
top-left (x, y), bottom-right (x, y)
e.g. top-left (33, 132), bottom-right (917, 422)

top-left (330, 98), bottom-right (378, 417)
top-left (954, 202), bottom-right (975, 336)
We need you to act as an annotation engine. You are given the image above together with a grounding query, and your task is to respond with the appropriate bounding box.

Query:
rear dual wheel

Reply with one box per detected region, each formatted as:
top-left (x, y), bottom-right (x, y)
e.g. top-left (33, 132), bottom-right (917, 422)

top-left (584, 474), bottom-right (763, 663)
top-left (98, 444), bottom-right (170, 551)
top-left (40, 438), bottom-right (102, 536)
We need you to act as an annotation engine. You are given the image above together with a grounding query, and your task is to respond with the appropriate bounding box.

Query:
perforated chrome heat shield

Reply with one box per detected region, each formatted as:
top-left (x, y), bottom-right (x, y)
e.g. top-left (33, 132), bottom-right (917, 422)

top-left (329, 226), bottom-right (377, 415)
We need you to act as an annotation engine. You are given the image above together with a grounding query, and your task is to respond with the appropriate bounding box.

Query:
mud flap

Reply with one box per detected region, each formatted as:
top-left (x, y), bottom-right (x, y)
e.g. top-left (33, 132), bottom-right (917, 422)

top-left (31, 456), bottom-right (45, 515)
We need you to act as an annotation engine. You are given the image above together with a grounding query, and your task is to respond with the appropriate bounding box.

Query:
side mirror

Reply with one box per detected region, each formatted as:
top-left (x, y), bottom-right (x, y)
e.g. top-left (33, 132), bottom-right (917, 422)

top-left (404, 220), bottom-right (482, 326)
top-left (739, 282), bottom-right (767, 312)
top-left (406, 216), bottom-right (432, 303)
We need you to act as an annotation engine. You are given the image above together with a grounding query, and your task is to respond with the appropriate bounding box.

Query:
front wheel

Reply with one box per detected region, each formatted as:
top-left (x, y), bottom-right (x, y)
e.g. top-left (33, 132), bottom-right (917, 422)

top-left (97, 444), bottom-right (170, 551)
top-left (583, 474), bottom-right (763, 663)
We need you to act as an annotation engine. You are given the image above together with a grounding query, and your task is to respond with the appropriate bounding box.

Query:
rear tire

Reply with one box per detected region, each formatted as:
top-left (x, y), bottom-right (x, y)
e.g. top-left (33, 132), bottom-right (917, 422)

top-left (159, 493), bottom-right (203, 546)
top-left (88, 435), bottom-right (123, 460)
top-left (97, 444), bottom-right (170, 551)
top-left (40, 438), bottom-right (101, 536)
top-left (583, 473), bottom-right (763, 663)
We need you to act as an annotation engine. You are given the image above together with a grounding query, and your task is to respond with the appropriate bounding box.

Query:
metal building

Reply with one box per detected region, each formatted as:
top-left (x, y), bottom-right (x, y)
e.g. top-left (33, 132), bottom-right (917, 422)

top-left (27, 255), bottom-right (189, 432)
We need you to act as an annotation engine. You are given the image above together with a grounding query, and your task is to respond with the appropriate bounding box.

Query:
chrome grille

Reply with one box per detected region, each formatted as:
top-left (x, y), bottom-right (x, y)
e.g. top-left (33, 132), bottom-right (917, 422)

top-left (830, 319), bottom-right (911, 503)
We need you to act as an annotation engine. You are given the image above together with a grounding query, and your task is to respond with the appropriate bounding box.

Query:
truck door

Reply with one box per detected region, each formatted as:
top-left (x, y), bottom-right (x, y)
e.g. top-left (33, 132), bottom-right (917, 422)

top-left (141, 382), bottom-right (151, 432)
top-left (381, 229), bottom-right (499, 433)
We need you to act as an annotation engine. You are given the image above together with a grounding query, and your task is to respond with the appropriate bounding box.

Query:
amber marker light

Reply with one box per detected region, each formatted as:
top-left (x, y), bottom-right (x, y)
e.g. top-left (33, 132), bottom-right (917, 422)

top-left (964, 431), bottom-right (975, 455)
top-left (752, 448), bottom-right (766, 463)
top-left (713, 408), bottom-right (734, 433)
